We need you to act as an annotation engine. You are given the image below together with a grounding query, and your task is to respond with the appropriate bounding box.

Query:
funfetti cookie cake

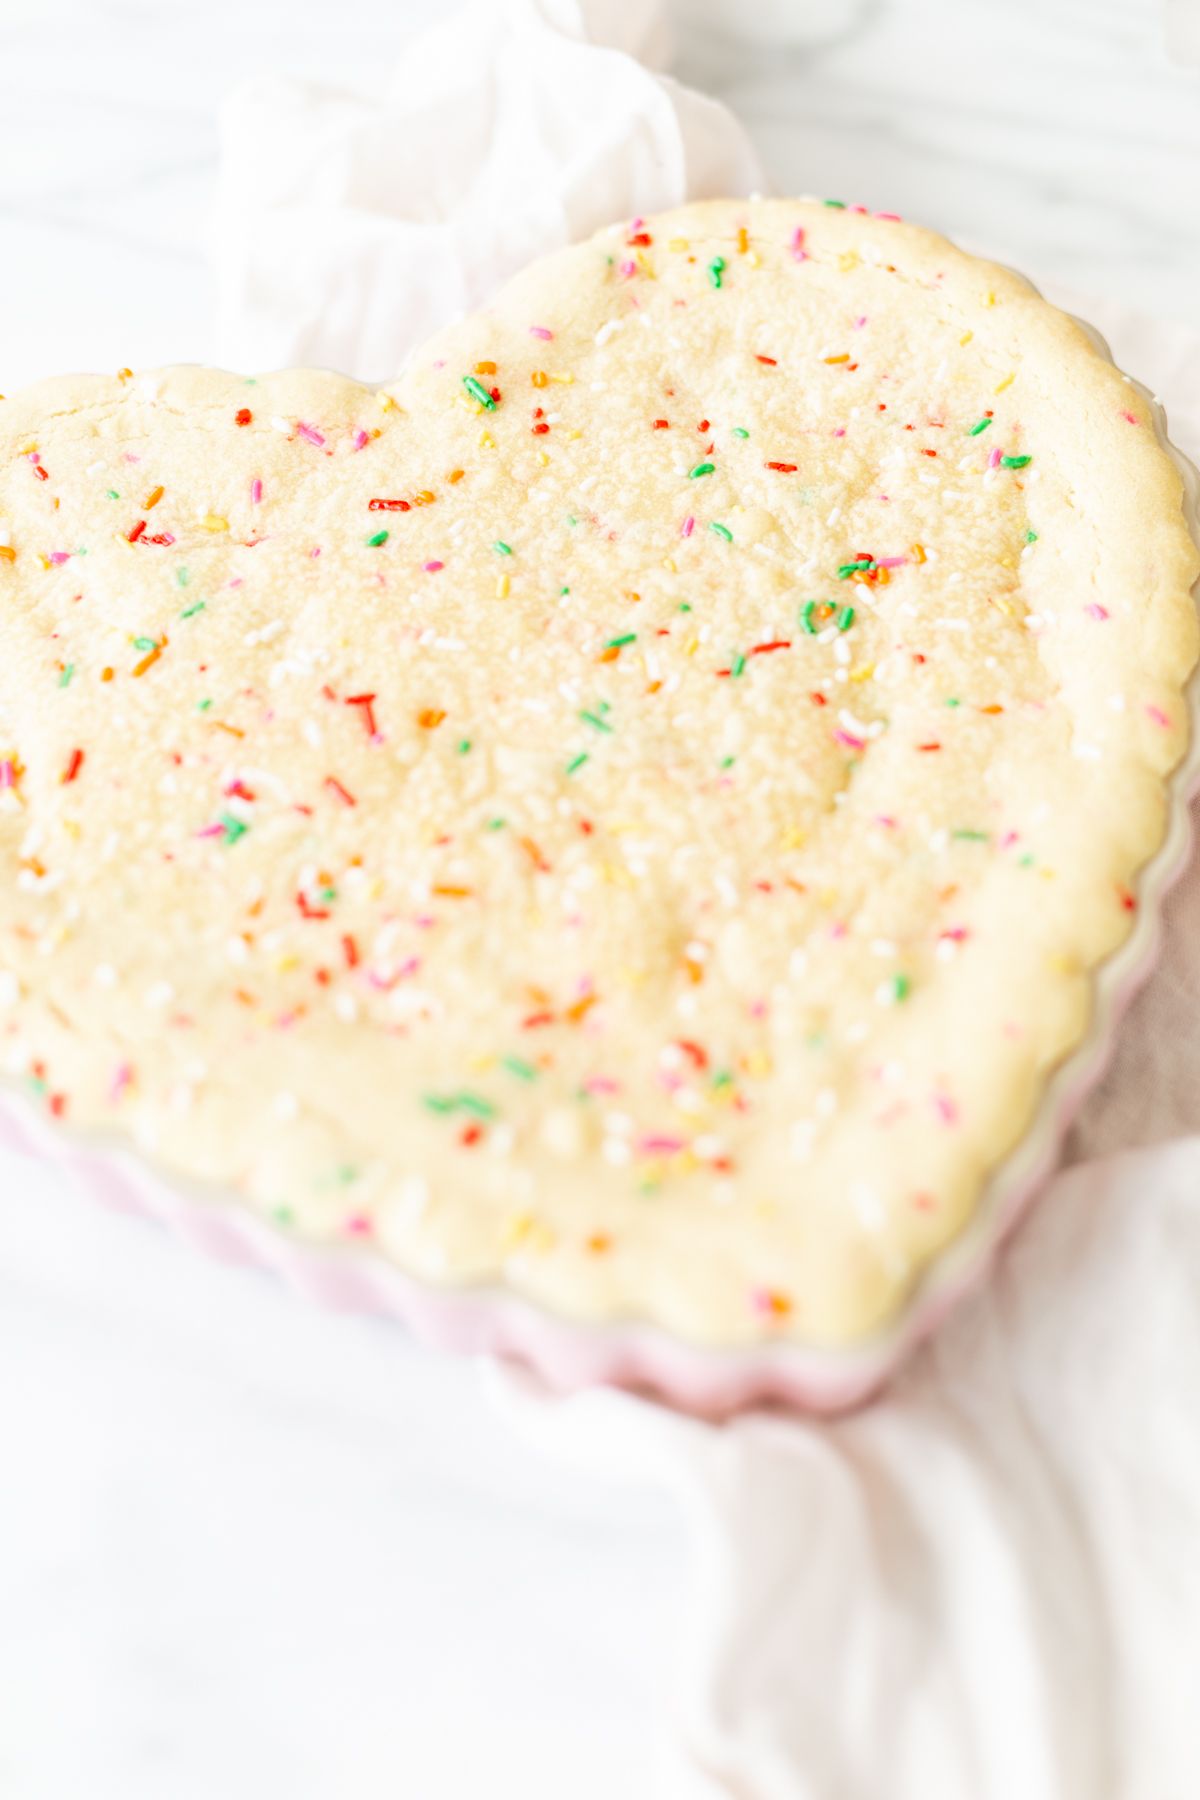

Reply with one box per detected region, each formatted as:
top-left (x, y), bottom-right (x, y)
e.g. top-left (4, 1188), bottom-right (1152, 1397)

top-left (0, 198), bottom-right (1196, 1352)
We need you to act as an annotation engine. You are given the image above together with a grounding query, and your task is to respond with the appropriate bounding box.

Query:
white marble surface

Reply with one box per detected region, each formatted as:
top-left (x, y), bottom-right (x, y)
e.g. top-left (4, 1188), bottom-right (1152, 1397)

top-left (1, 2), bottom-right (1199, 1796)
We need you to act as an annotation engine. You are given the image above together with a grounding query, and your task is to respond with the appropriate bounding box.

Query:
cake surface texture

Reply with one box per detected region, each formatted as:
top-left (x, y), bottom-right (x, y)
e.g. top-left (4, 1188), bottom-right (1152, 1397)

top-left (1, 198), bottom-right (1196, 1346)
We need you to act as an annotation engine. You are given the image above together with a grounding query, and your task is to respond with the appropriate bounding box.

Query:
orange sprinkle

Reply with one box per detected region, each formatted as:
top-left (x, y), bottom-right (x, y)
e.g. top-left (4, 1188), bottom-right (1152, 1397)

top-left (131, 645), bottom-right (163, 678)
top-left (598, 646), bottom-right (620, 663)
top-left (565, 992), bottom-right (597, 1024)
top-left (144, 485), bottom-right (164, 509)
top-left (531, 370), bottom-right (548, 388)
top-left (586, 1233), bottom-right (612, 1255)
top-left (432, 884), bottom-right (472, 898)
top-left (414, 490), bottom-right (436, 506)
top-left (911, 542), bottom-right (927, 563)
top-left (0, 546), bottom-right (16, 563)
top-left (736, 225), bottom-right (750, 254)
top-left (475, 360), bottom-right (497, 375)
top-left (824, 353), bottom-right (850, 365)
top-left (447, 468), bottom-right (465, 483)
top-left (417, 708), bottom-right (446, 729)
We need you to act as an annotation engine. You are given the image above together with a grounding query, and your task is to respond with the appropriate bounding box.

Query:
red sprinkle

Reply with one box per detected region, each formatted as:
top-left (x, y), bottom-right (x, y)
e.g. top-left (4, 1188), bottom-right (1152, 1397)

top-left (235, 408), bottom-right (252, 426)
top-left (754, 354), bottom-right (778, 366)
top-left (368, 498), bottom-right (411, 512)
top-left (325, 775), bottom-right (357, 807)
top-left (345, 693), bottom-right (378, 737)
top-left (765, 461), bottom-right (798, 472)
top-left (61, 748), bottom-right (84, 785)
top-left (127, 519), bottom-right (146, 543)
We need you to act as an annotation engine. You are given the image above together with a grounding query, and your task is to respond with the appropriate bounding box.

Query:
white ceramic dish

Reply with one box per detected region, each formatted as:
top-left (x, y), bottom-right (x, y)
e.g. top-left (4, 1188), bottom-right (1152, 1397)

top-left (3, 301), bottom-right (1198, 1417)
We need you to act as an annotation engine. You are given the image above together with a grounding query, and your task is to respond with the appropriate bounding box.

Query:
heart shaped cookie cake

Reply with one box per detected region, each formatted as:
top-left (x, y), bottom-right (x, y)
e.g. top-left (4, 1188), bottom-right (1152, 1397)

top-left (1, 199), bottom-right (1196, 1348)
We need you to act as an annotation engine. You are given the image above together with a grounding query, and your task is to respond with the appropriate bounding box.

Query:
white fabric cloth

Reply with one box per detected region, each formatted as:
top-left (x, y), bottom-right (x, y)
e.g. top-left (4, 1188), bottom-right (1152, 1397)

top-left (211, 8), bottom-right (1200, 1794)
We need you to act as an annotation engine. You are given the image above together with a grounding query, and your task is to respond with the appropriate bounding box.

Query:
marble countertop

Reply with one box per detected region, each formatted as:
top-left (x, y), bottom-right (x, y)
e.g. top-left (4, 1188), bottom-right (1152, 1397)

top-left (1, 2), bottom-right (1198, 1795)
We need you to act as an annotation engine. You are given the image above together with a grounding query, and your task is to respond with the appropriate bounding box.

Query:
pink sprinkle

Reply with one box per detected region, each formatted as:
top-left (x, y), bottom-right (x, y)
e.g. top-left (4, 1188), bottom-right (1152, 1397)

top-left (619, 258), bottom-right (637, 278)
top-left (296, 422), bottom-right (325, 448)
top-left (228, 577), bottom-right (243, 589)
top-left (832, 427), bottom-right (846, 438)
top-left (1000, 830), bottom-right (1020, 849)
top-left (638, 1133), bottom-right (687, 1156)
top-left (1120, 410), bottom-right (1138, 425)
top-left (123, 453), bottom-right (140, 464)
top-left (423, 559), bottom-right (444, 573)
top-left (1145, 704), bottom-right (1171, 728)
top-left (933, 1092), bottom-right (959, 1126)
top-left (26, 451), bottom-right (40, 464)
top-left (680, 515), bottom-right (695, 538)
top-left (109, 1063), bottom-right (133, 1103)
top-left (529, 325), bottom-right (553, 341)
top-left (310, 546), bottom-right (321, 558)
top-left (351, 428), bottom-right (370, 451)
top-left (852, 315), bottom-right (868, 330)
top-left (876, 555), bottom-right (908, 569)
top-left (48, 551), bottom-right (70, 566)
top-left (583, 1075), bottom-right (620, 1095)
top-left (875, 211), bottom-right (902, 222)
top-left (0, 760), bottom-right (15, 789)
top-left (834, 728), bottom-right (865, 750)
top-left (987, 446), bottom-right (1002, 469)
top-left (790, 226), bottom-right (807, 263)
top-left (940, 926), bottom-right (969, 942)
top-left (196, 822), bottom-right (227, 840)
top-left (250, 478), bottom-right (263, 504)
top-left (873, 814), bottom-right (897, 829)
top-left (850, 204), bottom-right (869, 215)
top-left (750, 1287), bottom-right (780, 1316)
top-left (344, 1214), bottom-right (373, 1237)
top-left (829, 920), bottom-right (848, 941)
top-left (1084, 603), bottom-right (1109, 621)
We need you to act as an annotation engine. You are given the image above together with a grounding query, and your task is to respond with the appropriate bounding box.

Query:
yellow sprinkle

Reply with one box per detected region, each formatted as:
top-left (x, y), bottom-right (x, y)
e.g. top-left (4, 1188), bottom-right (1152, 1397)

top-left (536, 452), bottom-right (550, 467)
top-left (668, 236), bottom-right (689, 252)
top-left (818, 887), bottom-right (838, 908)
top-left (744, 1050), bottom-right (773, 1079)
top-left (479, 430), bottom-right (496, 449)
top-left (984, 291), bottom-right (996, 307)
top-left (837, 250), bottom-right (861, 273)
top-left (683, 637), bottom-right (699, 656)
top-left (496, 573), bottom-right (510, 599)
top-left (661, 557), bottom-right (677, 573)
top-left (275, 954), bottom-right (301, 973)
top-left (199, 513), bottom-right (228, 533)
top-left (959, 331), bottom-right (974, 346)
top-left (17, 440), bottom-right (38, 456)
top-left (467, 1053), bottom-right (496, 1073)
top-left (849, 662), bottom-right (875, 683)
top-left (779, 826), bottom-right (806, 851)
top-left (376, 392), bottom-right (397, 412)
top-left (603, 865), bottom-right (635, 889)
top-left (565, 429), bottom-right (582, 441)
top-left (994, 372), bottom-right (1015, 393)
top-left (548, 372), bottom-right (574, 385)
top-left (500, 1211), bottom-right (535, 1251)
top-left (747, 251), bottom-right (761, 268)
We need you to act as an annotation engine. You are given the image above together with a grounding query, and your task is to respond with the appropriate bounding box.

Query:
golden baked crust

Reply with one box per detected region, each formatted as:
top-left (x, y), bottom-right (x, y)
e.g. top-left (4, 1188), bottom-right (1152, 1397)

top-left (1, 199), bottom-right (1196, 1344)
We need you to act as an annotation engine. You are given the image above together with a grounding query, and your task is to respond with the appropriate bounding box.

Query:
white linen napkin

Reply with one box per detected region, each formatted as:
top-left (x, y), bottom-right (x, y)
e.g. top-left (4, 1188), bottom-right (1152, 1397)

top-left (211, 10), bottom-right (1200, 1795)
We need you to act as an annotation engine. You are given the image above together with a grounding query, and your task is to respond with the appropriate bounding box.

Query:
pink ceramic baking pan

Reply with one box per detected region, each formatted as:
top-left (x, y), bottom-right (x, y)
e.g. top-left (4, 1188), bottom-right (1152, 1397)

top-left (2, 309), bottom-right (1198, 1417)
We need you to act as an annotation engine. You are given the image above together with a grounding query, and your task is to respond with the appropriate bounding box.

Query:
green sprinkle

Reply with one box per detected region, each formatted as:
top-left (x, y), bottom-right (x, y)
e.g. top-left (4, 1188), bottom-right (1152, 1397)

top-left (884, 973), bottom-right (911, 1003)
top-left (423, 1091), bottom-right (496, 1120)
top-left (837, 558), bottom-right (872, 579)
top-left (730, 653), bottom-right (746, 678)
top-left (711, 1070), bottom-right (734, 1089)
top-left (606, 632), bottom-right (637, 649)
top-left (565, 515), bottom-right (578, 528)
top-left (836, 604), bottom-right (855, 632)
top-left (196, 698), bottom-right (212, 712)
top-left (952, 829), bottom-right (990, 842)
top-left (801, 600), bottom-right (834, 634)
top-left (580, 709), bottom-right (613, 733)
top-left (180, 600), bottom-right (206, 619)
top-left (1024, 529), bottom-right (1038, 544)
top-left (502, 1056), bottom-right (538, 1082)
top-left (463, 375), bottom-right (496, 409)
top-left (176, 567), bottom-right (190, 587)
top-left (823, 198), bottom-right (846, 208)
top-left (58, 664), bottom-right (74, 688)
top-left (457, 738), bottom-right (472, 754)
top-left (678, 602), bottom-right (692, 612)
top-left (707, 256), bottom-right (726, 289)
top-left (800, 600), bottom-right (819, 634)
top-left (493, 540), bottom-right (513, 555)
top-left (219, 811), bottom-right (249, 845)
top-left (968, 417), bottom-right (992, 436)
top-left (731, 426), bottom-right (749, 439)
top-left (487, 817), bottom-right (507, 831)
top-left (709, 522), bottom-right (733, 542)
top-left (366, 529), bottom-right (389, 547)
top-left (689, 462), bottom-right (716, 479)
top-left (560, 584), bottom-right (571, 594)
top-left (132, 636), bottom-right (157, 652)
top-left (1018, 853), bottom-right (1036, 868)
top-left (720, 754), bottom-right (736, 769)
top-left (1001, 454), bottom-right (1032, 469)
top-left (273, 1205), bottom-right (295, 1226)
top-left (944, 696), bottom-right (961, 707)
top-left (105, 488), bottom-right (120, 500)
top-left (566, 752), bottom-right (589, 775)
